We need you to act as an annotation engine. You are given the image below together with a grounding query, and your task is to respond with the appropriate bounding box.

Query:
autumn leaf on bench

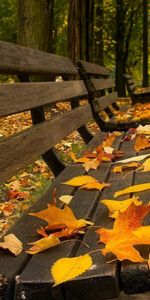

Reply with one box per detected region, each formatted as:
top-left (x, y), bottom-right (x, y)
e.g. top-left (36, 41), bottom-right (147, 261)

top-left (96, 202), bottom-right (150, 262)
top-left (112, 162), bottom-right (139, 173)
top-left (51, 254), bottom-right (93, 286)
top-left (134, 134), bottom-right (150, 152)
top-left (114, 183), bottom-right (150, 198)
top-left (0, 234), bottom-right (22, 256)
top-left (137, 158), bottom-right (150, 172)
top-left (101, 197), bottom-right (142, 218)
top-left (63, 175), bottom-right (110, 190)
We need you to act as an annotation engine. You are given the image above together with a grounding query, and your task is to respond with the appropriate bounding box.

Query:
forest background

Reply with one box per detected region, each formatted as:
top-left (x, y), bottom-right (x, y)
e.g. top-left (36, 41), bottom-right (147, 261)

top-left (0, 0), bottom-right (149, 96)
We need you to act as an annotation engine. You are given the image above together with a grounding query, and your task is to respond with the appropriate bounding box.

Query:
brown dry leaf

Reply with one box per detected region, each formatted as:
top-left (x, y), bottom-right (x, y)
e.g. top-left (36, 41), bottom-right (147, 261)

top-left (7, 190), bottom-right (29, 201)
top-left (29, 204), bottom-right (93, 232)
top-left (51, 254), bottom-right (92, 286)
top-left (26, 234), bottom-right (60, 254)
top-left (114, 183), bottom-right (150, 198)
top-left (134, 135), bottom-right (150, 152)
top-left (80, 182), bottom-right (110, 191)
top-left (112, 162), bottom-right (139, 173)
top-left (96, 202), bottom-right (150, 262)
top-left (0, 234), bottom-right (22, 255)
top-left (63, 175), bottom-right (98, 187)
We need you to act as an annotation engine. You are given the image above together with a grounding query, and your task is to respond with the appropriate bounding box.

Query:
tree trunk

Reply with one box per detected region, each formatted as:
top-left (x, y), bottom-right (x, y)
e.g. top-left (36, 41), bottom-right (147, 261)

top-left (17, 0), bottom-right (54, 52)
top-left (142, 0), bottom-right (149, 87)
top-left (68, 0), bottom-right (94, 63)
top-left (115, 0), bottom-right (126, 97)
top-left (94, 0), bottom-right (104, 65)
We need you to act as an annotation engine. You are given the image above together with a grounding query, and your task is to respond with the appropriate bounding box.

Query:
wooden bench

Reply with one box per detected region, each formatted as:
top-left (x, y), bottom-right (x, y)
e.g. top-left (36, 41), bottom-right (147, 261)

top-left (0, 41), bottom-right (150, 300)
top-left (77, 61), bottom-right (150, 131)
top-left (124, 74), bottom-right (150, 105)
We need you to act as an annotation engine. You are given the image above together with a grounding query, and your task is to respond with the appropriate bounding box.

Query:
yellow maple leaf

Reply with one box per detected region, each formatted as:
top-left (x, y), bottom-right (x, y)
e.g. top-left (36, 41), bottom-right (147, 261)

top-left (101, 197), bottom-right (142, 218)
top-left (30, 204), bottom-right (92, 231)
top-left (114, 183), bottom-right (150, 198)
top-left (51, 254), bottom-right (92, 286)
top-left (26, 234), bottom-right (60, 254)
top-left (63, 175), bottom-right (98, 187)
top-left (69, 152), bottom-right (90, 163)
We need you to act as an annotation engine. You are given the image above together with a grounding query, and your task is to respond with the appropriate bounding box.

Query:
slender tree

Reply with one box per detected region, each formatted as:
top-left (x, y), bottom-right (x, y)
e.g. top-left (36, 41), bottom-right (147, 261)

top-left (94, 0), bottom-right (104, 65)
top-left (142, 0), bottom-right (149, 86)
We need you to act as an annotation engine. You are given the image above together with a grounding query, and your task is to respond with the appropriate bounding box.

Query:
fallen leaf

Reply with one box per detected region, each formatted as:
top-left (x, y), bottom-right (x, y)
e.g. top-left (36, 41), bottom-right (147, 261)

top-left (112, 162), bottom-right (139, 173)
top-left (114, 183), bottom-right (150, 198)
top-left (83, 159), bottom-right (101, 172)
top-left (134, 135), bottom-right (150, 152)
top-left (26, 234), bottom-right (60, 254)
top-left (103, 146), bottom-right (114, 154)
top-left (63, 175), bottom-right (98, 187)
top-left (51, 254), bottom-right (93, 286)
top-left (80, 182), bottom-right (110, 190)
top-left (101, 197), bottom-right (142, 218)
top-left (0, 234), bottom-right (22, 255)
top-left (137, 158), bottom-right (150, 172)
top-left (69, 152), bottom-right (90, 163)
top-left (137, 125), bottom-right (150, 135)
top-left (114, 154), bottom-right (150, 164)
top-left (102, 132), bottom-right (121, 147)
top-left (59, 195), bottom-right (73, 205)
top-left (96, 202), bottom-right (150, 262)
top-left (30, 204), bottom-right (93, 231)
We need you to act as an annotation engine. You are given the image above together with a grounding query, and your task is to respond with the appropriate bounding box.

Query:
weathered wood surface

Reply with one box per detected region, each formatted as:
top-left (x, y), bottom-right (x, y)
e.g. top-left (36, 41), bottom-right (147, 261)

top-left (108, 292), bottom-right (150, 299)
top-left (95, 92), bottom-right (118, 111)
top-left (0, 40), bottom-right (78, 75)
top-left (0, 105), bottom-right (92, 183)
top-left (77, 60), bottom-right (109, 76)
top-left (91, 78), bottom-right (115, 91)
top-left (0, 81), bottom-right (88, 117)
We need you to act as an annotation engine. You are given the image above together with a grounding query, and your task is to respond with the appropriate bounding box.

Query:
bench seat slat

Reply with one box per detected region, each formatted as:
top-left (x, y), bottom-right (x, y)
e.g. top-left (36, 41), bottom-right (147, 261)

top-left (0, 81), bottom-right (88, 117)
top-left (0, 41), bottom-right (78, 75)
top-left (0, 105), bottom-right (92, 183)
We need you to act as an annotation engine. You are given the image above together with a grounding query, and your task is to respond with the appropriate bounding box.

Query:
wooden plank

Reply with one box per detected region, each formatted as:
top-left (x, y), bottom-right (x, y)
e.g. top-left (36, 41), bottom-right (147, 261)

top-left (0, 105), bottom-right (92, 183)
top-left (91, 78), bottom-right (115, 91)
top-left (0, 41), bottom-right (78, 75)
top-left (77, 60), bottom-right (109, 76)
top-left (14, 133), bottom-right (124, 300)
top-left (0, 80), bottom-right (88, 117)
top-left (95, 91), bottom-right (118, 111)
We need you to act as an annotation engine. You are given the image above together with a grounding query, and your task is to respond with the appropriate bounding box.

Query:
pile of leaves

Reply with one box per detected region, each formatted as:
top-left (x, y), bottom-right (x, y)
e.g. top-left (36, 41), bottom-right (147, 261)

top-left (111, 102), bottom-right (150, 123)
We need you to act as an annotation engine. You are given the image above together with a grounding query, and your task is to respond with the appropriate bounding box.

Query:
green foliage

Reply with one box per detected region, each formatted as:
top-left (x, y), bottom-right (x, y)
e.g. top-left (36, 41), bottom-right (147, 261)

top-left (0, 0), bottom-right (17, 42)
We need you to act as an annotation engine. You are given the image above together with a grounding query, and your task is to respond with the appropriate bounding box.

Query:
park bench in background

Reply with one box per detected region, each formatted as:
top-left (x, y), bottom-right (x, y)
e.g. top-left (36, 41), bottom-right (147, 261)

top-left (77, 61), bottom-right (150, 131)
top-left (0, 41), bottom-right (150, 300)
top-left (124, 74), bottom-right (150, 105)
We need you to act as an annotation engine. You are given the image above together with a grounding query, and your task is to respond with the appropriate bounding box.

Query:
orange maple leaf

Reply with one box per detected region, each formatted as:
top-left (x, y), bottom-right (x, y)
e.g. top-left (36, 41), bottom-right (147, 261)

top-left (134, 135), bottom-right (150, 152)
top-left (96, 202), bottom-right (150, 262)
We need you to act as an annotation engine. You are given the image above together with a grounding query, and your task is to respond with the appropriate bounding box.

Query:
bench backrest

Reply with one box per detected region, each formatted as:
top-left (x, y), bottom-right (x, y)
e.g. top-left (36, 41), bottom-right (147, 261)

top-left (123, 74), bottom-right (135, 96)
top-left (0, 41), bottom-right (93, 184)
top-left (77, 60), bottom-right (119, 129)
